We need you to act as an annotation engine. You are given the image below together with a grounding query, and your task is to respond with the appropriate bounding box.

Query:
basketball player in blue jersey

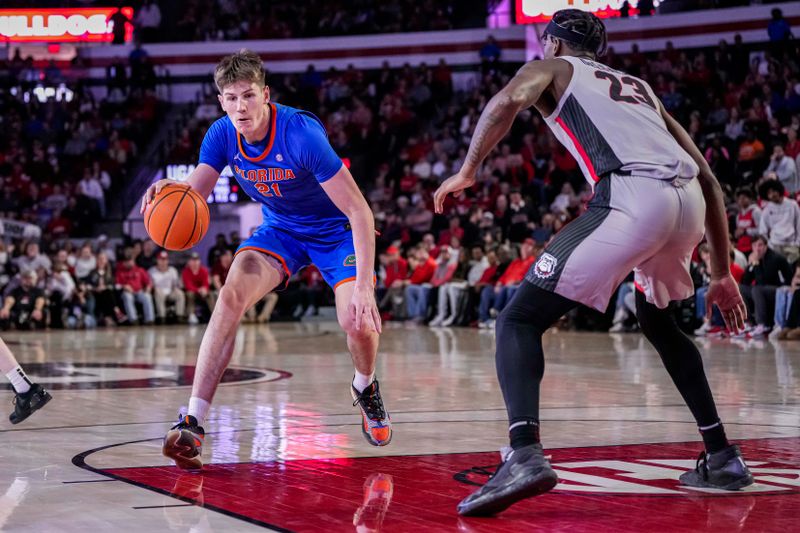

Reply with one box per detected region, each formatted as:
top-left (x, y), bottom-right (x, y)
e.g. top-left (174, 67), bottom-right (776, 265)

top-left (141, 49), bottom-right (391, 470)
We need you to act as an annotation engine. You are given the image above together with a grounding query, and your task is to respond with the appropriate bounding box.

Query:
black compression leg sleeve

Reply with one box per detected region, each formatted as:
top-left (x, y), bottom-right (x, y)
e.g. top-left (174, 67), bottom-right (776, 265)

top-left (635, 290), bottom-right (729, 452)
top-left (495, 282), bottom-right (577, 448)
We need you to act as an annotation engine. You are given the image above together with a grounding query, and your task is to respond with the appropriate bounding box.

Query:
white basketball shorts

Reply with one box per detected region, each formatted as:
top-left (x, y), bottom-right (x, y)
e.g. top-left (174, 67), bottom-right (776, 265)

top-left (527, 173), bottom-right (705, 310)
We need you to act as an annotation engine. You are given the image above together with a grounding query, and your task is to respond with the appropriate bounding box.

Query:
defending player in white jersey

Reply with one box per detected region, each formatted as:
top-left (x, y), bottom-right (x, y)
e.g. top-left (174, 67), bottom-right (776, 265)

top-left (434, 9), bottom-right (752, 516)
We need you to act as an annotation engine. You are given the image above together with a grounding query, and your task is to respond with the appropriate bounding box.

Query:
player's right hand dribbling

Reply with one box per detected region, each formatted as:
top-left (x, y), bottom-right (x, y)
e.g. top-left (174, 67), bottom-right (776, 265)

top-left (140, 179), bottom-right (179, 214)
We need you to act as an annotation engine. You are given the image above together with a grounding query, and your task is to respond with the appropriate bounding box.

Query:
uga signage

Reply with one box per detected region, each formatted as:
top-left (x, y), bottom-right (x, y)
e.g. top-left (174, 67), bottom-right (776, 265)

top-left (0, 7), bottom-right (134, 43)
top-left (515, 0), bottom-right (660, 24)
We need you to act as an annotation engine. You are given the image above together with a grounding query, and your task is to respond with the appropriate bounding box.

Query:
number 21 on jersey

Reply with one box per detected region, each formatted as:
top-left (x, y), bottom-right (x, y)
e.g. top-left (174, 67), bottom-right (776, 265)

top-left (255, 183), bottom-right (283, 198)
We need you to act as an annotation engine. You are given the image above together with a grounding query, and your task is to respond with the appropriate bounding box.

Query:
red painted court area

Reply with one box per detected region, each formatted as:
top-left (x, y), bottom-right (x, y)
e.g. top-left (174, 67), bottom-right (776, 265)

top-left (94, 437), bottom-right (800, 532)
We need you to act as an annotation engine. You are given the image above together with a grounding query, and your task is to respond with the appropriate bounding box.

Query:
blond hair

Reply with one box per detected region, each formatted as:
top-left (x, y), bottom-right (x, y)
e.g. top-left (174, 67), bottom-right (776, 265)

top-left (214, 49), bottom-right (266, 92)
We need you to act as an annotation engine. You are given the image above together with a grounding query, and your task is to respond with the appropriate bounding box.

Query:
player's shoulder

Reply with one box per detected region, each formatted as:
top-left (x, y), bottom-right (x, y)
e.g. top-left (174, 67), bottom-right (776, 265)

top-left (276, 103), bottom-right (324, 128)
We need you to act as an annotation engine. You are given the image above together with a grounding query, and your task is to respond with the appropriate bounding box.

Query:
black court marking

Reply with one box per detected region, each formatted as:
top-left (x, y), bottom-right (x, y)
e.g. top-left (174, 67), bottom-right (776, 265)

top-left (72, 438), bottom-right (293, 533)
top-left (62, 479), bottom-right (119, 484)
top-left (0, 363), bottom-right (291, 391)
top-left (133, 503), bottom-right (195, 510)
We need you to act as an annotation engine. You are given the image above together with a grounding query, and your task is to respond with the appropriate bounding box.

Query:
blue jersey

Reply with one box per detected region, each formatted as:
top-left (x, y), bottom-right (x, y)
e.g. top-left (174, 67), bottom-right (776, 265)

top-left (199, 103), bottom-right (347, 238)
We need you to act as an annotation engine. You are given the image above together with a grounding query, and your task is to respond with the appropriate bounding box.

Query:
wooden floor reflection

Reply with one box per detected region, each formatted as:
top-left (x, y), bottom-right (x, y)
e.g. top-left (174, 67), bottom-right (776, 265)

top-left (1, 323), bottom-right (798, 532)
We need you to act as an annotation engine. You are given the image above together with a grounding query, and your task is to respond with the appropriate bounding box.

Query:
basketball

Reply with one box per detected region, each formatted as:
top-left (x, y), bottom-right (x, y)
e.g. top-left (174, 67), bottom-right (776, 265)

top-left (144, 182), bottom-right (210, 251)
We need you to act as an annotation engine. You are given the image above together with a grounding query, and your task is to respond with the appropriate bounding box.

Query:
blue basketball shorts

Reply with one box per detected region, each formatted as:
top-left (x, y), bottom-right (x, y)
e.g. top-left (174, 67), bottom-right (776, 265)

top-left (236, 224), bottom-right (361, 290)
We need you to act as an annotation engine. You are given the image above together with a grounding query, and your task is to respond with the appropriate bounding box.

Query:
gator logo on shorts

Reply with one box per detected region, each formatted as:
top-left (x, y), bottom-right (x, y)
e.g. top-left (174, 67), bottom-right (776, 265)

top-left (343, 254), bottom-right (357, 266)
top-left (533, 253), bottom-right (557, 279)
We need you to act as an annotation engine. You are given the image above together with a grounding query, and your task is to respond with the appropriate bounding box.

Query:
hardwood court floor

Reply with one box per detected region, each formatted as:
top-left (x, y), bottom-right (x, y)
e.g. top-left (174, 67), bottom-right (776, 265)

top-left (0, 323), bottom-right (798, 532)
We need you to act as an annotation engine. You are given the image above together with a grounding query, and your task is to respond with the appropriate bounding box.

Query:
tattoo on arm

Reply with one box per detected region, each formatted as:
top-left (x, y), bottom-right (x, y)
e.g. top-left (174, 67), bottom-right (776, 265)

top-left (464, 96), bottom-right (520, 173)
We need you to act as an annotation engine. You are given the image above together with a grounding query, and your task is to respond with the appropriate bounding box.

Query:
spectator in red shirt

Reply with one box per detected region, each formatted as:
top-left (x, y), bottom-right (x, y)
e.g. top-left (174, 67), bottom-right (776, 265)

top-left (182, 252), bottom-right (214, 324)
top-left (378, 245), bottom-right (408, 311)
top-left (438, 216), bottom-right (464, 246)
top-left (115, 249), bottom-right (154, 324)
top-left (405, 245), bottom-right (451, 322)
top-left (478, 239), bottom-right (536, 327)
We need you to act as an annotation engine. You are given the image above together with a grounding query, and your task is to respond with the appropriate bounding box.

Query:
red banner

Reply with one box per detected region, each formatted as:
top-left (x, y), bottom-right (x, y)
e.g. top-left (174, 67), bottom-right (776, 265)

top-left (515, 0), bottom-right (645, 24)
top-left (0, 7), bottom-right (134, 43)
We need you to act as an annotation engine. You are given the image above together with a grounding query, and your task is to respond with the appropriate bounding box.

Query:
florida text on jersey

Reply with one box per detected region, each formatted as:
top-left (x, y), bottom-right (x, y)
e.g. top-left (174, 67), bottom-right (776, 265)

top-left (199, 103), bottom-right (348, 238)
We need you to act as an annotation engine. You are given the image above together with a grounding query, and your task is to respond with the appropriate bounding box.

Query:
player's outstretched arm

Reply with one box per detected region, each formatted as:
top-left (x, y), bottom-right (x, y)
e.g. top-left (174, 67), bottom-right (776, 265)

top-left (140, 164), bottom-right (220, 214)
top-left (434, 60), bottom-right (557, 213)
top-left (661, 102), bottom-right (746, 331)
top-left (320, 165), bottom-right (382, 333)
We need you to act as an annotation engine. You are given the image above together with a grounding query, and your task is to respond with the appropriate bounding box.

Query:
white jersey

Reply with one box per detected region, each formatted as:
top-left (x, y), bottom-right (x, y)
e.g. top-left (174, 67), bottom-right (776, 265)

top-left (543, 56), bottom-right (699, 186)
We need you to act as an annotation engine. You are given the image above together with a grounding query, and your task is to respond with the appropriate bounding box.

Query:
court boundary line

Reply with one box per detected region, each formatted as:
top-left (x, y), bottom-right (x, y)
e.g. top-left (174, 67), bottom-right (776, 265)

top-left (72, 439), bottom-right (293, 533)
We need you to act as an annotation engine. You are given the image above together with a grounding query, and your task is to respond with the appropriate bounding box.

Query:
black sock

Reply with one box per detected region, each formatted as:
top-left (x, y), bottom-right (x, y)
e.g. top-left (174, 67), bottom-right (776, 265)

top-left (509, 420), bottom-right (540, 450)
top-left (700, 423), bottom-right (729, 454)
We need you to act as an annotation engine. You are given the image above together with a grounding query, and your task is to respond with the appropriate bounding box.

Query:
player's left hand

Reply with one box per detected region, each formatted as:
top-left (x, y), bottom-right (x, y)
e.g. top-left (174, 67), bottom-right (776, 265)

top-left (350, 284), bottom-right (382, 333)
top-left (705, 274), bottom-right (747, 333)
top-left (433, 171), bottom-right (476, 214)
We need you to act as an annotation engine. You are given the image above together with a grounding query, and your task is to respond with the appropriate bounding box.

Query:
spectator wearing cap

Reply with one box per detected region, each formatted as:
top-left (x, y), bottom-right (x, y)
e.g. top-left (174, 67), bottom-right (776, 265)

top-left (148, 251), bottom-right (186, 324)
top-left (765, 145), bottom-right (800, 195)
top-left (478, 239), bottom-right (536, 328)
top-left (115, 249), bottom-right (155, 325)
top-left (182, 252), bottom-right (214, 324)
top-left (0, 270), bottom-right (46, 330)
top-left (758, 179), bottom-right (800, 263)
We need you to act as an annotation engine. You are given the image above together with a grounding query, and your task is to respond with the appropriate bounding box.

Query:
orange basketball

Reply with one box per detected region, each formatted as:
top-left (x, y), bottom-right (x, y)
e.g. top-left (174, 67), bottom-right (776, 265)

top-left (144, 182), bottom-right (210, 251)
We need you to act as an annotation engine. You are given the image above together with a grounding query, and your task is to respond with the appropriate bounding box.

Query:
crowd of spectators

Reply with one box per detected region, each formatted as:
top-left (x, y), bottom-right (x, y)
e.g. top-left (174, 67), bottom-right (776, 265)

top-left (0, 51), bottom-right (163, 239)
top-left (0, 231), bottom-right (316, 330)
top-left (2, 4), bottom-right (799, 335)
top-left (100, 0), bottom-right (486, 43)
top-left (166, 22), bottom-right (800, 335)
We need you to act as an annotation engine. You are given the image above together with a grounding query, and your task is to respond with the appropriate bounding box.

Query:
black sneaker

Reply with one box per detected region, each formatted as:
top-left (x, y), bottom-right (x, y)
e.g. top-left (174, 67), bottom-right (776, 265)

top-left (351, 380), bottom-right (392, 446)
top-left (9, 383), bottom-right (52, 424)
top-left (457, 443), bottom-right (558, 516)
top-left (679, 445), bottom-right (754, 490)
top-left (162, 414), bottom-right (205, 470)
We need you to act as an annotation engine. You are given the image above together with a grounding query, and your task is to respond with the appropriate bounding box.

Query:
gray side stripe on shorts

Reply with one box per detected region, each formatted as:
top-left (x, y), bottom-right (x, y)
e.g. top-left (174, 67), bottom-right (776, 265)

top-left (526, 178), bottom-right (613, 292)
